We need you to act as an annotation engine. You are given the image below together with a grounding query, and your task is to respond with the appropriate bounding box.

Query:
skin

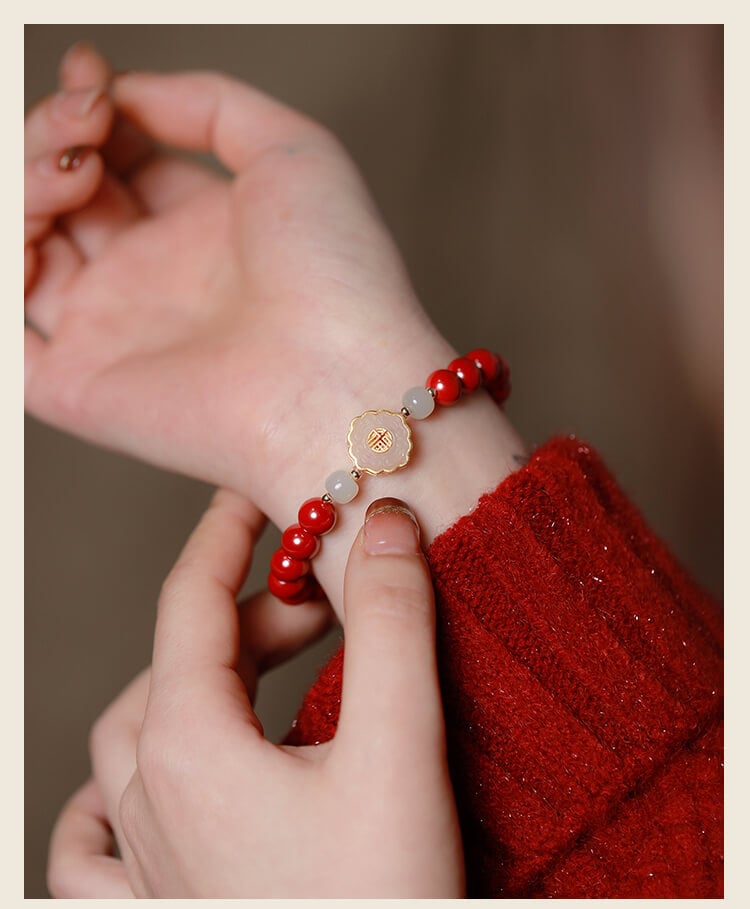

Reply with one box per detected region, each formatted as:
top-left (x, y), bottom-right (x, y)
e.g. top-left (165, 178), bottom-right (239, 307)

top-left (24, 43), bottom-right (526, 616)
top-left (26, 43), bottom-right (525, 896)
top-left (46, 493), bottom-right (465, 898)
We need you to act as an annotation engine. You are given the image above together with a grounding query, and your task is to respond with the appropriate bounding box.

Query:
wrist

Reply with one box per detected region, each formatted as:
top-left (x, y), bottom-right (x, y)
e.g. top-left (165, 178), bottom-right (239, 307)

top-left (242, 324), bottom-right (526, 621)
top-left (315, 392), bottom-right (525, 620)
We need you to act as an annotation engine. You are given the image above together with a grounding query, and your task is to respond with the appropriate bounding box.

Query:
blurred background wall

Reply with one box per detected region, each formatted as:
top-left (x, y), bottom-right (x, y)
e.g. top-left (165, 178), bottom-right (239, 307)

top-left (25, 24), bottom-right (723, 897)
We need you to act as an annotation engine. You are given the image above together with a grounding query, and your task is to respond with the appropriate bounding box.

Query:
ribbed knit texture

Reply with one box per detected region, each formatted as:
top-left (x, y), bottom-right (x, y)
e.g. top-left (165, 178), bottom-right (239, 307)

top-left (285, 436), bottom-right (723, 898)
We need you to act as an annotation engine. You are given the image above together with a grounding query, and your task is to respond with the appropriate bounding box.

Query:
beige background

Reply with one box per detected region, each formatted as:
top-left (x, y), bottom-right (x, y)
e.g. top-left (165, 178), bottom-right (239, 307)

top-left (25, 25), bottom-right (723, 898)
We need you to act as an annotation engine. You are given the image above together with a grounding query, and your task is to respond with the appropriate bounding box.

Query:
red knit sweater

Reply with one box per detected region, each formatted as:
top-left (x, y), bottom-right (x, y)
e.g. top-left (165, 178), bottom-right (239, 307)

top-left (286, 436), bottom-right (723, 898)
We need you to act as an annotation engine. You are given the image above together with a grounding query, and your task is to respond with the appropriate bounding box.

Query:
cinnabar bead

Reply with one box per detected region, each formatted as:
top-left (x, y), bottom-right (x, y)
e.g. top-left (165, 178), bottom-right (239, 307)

top-left (448, 356), bottom-right (482, 392)
top-left (282, 575), bottom-right (322, 606)
top-left (466, 348), bottom-right (500, 384)
top-left (270, 548), bottom-right (310, 581)
top-left (486, 355), bottom-right (510, 401)
top-left (281, 524), bottom-right (320, 560)
top-left (298, 497), bottom-right (336, 535)
top-left (268, 572), bottom-right (308, 601)
top-left (426, 369), bottom-right (462, 405)
top-left (490, 377), bottom-right (512, 405)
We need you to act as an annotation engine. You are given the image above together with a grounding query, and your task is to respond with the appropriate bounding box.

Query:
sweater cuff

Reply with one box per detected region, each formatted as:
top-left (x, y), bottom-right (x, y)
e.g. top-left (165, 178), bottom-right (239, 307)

top-left (286, 435), bottom-right (723, 897)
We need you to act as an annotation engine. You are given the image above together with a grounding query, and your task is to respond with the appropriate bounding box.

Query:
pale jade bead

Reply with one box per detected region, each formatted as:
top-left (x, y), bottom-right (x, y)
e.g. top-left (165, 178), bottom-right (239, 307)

top-left (402, 386), bottom-right (435, 420)
top-left (325, 469), bottom-right (359, 504)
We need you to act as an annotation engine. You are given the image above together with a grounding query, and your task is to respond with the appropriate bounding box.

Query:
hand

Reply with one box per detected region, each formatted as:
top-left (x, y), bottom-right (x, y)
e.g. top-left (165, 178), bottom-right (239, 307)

top-left (25, 43), bottom-right (450, 496)
top-left (25, 44), bottom-right (525, 613)
top-left (47, 491), bottom-right (465, 897)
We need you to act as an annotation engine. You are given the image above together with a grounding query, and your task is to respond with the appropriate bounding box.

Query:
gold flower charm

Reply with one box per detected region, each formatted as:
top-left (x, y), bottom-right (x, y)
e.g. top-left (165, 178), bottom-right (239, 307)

top-left (347, 410), bottom-right (412, 475)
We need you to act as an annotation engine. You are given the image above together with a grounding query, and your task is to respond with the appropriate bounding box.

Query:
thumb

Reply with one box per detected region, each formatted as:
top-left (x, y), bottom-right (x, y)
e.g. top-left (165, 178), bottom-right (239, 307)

top-left (336, 498), bottom-right (445, 758)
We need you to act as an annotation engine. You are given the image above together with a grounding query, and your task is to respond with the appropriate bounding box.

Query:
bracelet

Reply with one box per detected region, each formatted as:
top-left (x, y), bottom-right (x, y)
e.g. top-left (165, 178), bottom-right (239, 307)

top-left (268, 348), bottom-right (511, 604)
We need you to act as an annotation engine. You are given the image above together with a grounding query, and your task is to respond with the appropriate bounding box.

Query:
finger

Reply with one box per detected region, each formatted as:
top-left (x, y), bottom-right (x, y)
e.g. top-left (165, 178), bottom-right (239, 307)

top-left (59, 44), bottom-right (219, 212)
top-left (61, 169), bottom-right (143, 259)
top-left (25, 231), bottom-right (84, 334)
top-left (24, 87), bottom-right (113, 162)
top-left (24, 68), bottom-right (140, 267)
top-left (127, 153), bottom-right (226, 214)
top-left (89, 669), bottom-right (150, 816)
top-left (149, 490), bottom-right (267, 733)
top-left (237, 588), bottom-right (335, 696)
top-left (88, 669), bottom-right (150, 869)
top-left (336, 498), bottom-right (445, 759)
top-left (240, 590), bottom-right (335, 674)
top-left (25, 146), bottom-right (104, 245)
top-left (58, 41), bottom-right (156, 180)
top-left (109, 66), bottom-right (317, 214)
top-left (111, 70), bottom-right (326, 174)
top-left (58, 39), bottom-right (112, 91)
top-left (48, 778), bottom-right (134, 898)
top-left (55, 42), bottom-right (149, 242)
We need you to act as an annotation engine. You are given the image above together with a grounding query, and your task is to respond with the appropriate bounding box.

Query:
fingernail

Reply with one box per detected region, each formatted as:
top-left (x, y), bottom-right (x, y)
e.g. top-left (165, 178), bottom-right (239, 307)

top-left (52, 88), bottom-right (103, 119)
top-left (364, 497), bottom-right (421, 556)
top-left (54, 146), bottom-right (95, 173)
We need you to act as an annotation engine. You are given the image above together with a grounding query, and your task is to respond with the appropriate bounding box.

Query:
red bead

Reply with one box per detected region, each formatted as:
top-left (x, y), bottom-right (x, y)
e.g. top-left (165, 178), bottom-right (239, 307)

top-left (283, 575), bottom-right (323, 606)
top-left (486, 355), bottom-right (511, 404)
top-left (281, 524), bottom-right (320, 560)
top-left (298, 497), bottom-right (336, 535)
top-left (268, 572), bottom-right (308, 601)
top-left (270, 548), bottom-right (310, 581)
top-left (426, 369), bottom-right (462, 405)
top-left (491, 378), bottom-right (511, 404)
top-left (466, 348), bottom-right (500, 384)
top-left (448, 356), bottom-right (481, 392)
